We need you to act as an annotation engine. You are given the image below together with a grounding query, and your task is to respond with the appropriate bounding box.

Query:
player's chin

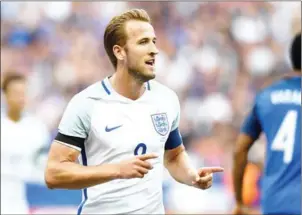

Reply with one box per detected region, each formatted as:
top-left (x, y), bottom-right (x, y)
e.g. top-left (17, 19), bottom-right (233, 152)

top-left (142, 69), bottom-right (156, 81)
top-left (145, 73), bottom-right (156, 82)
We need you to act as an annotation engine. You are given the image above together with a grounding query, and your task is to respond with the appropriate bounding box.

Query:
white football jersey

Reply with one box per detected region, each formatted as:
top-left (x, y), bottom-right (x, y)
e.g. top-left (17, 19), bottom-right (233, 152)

top-left (58, 77), bottom-right (181, 214)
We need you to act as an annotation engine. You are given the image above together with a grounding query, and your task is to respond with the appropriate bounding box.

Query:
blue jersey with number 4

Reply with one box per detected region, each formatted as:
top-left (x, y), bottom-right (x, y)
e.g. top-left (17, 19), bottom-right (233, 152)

top-left (241, 76), bottom-right (301, 215)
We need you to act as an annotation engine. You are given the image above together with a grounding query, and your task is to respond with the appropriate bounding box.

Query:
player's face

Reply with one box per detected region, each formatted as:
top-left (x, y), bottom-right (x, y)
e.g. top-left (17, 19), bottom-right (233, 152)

top-left (124, 20), bottom-right (159, 82)
top-left (5, 80), bottom-right (26, 112)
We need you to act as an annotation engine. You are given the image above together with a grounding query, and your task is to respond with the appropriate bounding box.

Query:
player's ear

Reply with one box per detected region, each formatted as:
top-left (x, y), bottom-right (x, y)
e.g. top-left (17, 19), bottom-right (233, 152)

top-left (113, 45), bottom-right (126, 61)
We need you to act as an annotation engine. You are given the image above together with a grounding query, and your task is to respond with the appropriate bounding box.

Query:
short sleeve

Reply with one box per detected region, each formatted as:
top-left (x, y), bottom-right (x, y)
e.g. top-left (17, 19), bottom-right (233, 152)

top-left (165, 92), bottom-right (183, 150)
top-left (58, 95), bottom-right (92, 139)
top-left (240, 100), bottom-right (262, 141)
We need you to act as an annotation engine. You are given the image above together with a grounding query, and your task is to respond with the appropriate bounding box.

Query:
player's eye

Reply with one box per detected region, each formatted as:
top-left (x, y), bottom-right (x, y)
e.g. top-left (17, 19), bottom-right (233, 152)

top-left (139, 40), bottom-right (148, 45)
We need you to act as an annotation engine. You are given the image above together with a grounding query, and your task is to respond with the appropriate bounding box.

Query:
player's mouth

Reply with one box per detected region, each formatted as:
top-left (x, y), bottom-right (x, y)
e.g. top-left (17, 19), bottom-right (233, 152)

top-left (145, 59), bottom-right (155, 69)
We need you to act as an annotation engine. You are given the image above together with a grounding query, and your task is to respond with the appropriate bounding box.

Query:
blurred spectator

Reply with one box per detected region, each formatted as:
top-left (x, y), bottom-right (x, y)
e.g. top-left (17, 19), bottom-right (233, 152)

top-left (1, 72), bottom-right (51, 214)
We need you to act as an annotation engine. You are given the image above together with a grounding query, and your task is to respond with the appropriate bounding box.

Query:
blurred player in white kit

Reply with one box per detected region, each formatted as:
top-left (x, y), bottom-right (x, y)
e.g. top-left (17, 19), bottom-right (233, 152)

top-left (1, 72), bottom-right (51, 214)
top-left (45, 9), bottom-right (224, 214)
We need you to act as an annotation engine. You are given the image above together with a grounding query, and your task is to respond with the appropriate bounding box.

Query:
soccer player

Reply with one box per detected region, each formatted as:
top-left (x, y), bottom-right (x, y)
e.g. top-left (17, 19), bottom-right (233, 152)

top-left (1, 72), bottom-right (51, 214)
top-left (45, 9), bottom-right (223, 214)
top-left (233, 33), bottom-right (301, 215)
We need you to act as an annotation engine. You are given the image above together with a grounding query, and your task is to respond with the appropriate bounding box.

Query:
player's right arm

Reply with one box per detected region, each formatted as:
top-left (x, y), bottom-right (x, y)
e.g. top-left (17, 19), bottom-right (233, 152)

top-left (233, 99), bottom-right (262, 213)
top-left (45, 141), bottom-right (157, 189)
top-left (45, 140), bottom-right (119, 189)
top-left (45, 95), bottom-right (156, 189)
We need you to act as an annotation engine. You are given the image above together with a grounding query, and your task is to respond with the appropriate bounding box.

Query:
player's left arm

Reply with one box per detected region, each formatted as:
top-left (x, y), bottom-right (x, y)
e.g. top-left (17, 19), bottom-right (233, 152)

top-left (233, 101), bottom-right (262, 213)
top-left (163, 134), bottom-right (195, 186)
top-left (164, 130), bottom-right (223, 189)
top-left (164, 94), bottom-right (223, 189)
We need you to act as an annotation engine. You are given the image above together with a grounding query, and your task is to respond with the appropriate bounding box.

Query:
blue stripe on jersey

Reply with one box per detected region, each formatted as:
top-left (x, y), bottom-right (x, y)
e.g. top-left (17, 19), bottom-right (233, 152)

top-left (147, 81), bottom-right (151, 90)
top-left (102, 80), bottom-right (111, 95)
top-left (77, 146), bottom-right (88, 215)
top-left (165, 128), bottom-right (183, 150)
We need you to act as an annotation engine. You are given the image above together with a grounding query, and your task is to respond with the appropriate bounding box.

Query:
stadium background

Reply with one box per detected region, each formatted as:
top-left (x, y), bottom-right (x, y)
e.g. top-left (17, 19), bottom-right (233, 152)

top-left (1, 1), bottom-right (301, 214)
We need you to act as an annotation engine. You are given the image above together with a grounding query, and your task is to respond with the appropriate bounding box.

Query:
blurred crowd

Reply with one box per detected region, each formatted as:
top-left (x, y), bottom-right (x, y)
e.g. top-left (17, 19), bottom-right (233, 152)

top-left (1, 1), bottom-right (301, 214)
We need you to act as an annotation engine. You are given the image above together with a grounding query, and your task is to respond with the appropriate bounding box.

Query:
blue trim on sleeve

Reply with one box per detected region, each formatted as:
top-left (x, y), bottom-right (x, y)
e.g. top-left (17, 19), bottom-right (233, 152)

top-left (77, 146), bottom-right (88, 215)
top-left (102, 80), bottom-right (111, 95)
top-left (165, 128), bottom-right (183, 150)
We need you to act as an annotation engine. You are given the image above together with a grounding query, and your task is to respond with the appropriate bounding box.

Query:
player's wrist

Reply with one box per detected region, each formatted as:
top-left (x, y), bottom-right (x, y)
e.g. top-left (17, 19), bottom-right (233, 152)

top-left (98, 163), bottom-right (121, 180)
top-left (110, 164), bottom-right (123, 179)
top-left (187, 168), bottom-right (198, 186)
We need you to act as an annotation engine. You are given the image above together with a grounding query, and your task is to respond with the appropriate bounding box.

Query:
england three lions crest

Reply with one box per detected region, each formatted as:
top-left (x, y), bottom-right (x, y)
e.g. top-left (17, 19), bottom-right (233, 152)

top-left (151, 113), bottom-right (169, 136)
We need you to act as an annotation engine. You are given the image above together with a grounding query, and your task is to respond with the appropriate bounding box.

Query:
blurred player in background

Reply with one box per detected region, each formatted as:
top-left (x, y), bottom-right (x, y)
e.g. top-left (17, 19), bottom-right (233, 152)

top-left (1, 72), bottom-right (51, 214)
top-left (233, 33), bottom-right (301, 215)
top-left (45, 8), bottom-right (223, 214)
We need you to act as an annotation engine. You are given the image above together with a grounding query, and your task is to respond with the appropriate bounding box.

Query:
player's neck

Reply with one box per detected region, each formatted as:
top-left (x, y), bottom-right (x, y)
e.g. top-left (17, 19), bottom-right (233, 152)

top-left (110, 71), bottom-right (146, 101)
top-left (6, 108), bottom-right (22, 122)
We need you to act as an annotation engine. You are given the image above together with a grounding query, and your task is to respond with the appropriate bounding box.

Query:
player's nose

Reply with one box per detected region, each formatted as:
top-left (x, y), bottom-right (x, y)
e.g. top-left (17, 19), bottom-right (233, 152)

top-left (149, 43), bottom-right (159, 56)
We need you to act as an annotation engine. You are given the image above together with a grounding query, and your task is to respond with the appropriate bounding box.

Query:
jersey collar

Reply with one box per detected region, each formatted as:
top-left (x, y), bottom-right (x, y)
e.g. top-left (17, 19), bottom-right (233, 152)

top-left (101, 76), bottom-right (151, 103)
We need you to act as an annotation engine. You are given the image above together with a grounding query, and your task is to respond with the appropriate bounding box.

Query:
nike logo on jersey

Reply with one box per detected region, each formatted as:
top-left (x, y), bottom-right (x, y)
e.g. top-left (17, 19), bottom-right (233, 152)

top-left (105, 125), bottom-right (123, 132)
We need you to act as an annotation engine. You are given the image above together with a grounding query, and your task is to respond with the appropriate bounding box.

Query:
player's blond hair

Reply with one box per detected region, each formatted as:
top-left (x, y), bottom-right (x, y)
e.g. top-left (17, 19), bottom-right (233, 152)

top-left (104, 9), bottom-right (151, 69)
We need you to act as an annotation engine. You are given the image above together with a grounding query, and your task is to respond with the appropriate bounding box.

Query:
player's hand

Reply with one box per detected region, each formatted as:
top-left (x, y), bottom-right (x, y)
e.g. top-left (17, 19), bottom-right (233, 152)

top-left (116, 153), bottom-right (158, 179)
top-left (191, 167), bottom-right (224, 190)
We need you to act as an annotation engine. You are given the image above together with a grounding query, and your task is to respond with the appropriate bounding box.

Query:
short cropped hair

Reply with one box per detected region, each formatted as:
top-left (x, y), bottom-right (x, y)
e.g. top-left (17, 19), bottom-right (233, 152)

top-left (290, 33), bottom-right (301, 71)
top-left (103, 9), bottom-right (151, 69)
top-left (1, 72), bottom-right (26, 93)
